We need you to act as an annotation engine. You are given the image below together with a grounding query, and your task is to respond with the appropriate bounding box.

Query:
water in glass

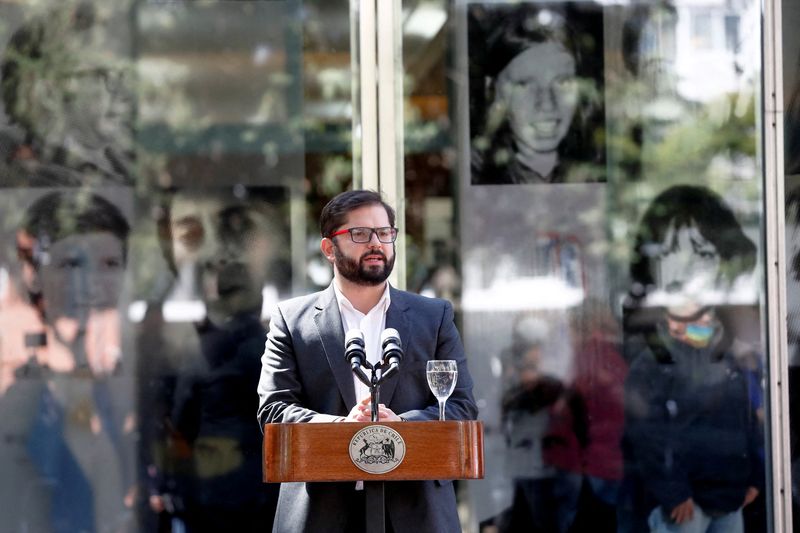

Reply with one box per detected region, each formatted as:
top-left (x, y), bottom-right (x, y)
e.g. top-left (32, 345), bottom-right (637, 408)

top-left (426, 360), bottom-right (458, 420)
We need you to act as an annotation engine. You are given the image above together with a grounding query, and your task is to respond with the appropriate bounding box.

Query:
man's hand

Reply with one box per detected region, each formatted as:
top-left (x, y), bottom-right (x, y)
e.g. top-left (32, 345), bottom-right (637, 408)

top-left (345, 397), bottom-right (401, 422)
top-left (743, 487), bottom-right (759, 507)
top-left (670, 498), bottom-right (694, 524)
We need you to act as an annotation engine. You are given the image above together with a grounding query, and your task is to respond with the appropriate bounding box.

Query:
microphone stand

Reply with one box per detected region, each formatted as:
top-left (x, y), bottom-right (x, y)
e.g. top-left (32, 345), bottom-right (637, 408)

top-left (370, 371), bottom-right (380, 422)
top-left (345, 329), bottom-right (403, 533)
top-left (348, 358), bottom-right (400, 533)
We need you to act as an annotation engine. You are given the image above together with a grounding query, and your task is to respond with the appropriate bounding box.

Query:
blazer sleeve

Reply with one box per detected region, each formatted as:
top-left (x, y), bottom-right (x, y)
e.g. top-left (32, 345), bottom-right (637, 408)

top-left (256, 304), bottom-right (342, 428)
top-left (399, 300), bottom-right (479, 422)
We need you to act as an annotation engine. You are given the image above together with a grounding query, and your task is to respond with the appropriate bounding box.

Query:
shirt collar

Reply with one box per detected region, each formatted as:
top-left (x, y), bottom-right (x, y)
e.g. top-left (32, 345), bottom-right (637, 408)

top-left (333, 282), bottom-right (391, 317)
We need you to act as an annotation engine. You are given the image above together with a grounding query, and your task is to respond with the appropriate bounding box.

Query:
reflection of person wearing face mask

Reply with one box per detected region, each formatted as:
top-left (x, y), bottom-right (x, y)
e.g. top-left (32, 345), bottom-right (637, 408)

top-left (469, 5), bottom-right (604, 185)
top-left (147, 187), bottom-right (284, 532)
top-left (4, 190), bottom-right (135, 533)
top-left (621, 185), bottom-right (763, 533)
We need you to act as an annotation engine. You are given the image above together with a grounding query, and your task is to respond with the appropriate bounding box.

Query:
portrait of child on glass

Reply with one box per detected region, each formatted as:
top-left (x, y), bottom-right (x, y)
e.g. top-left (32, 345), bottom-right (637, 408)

top-left (467, 2), bottom-right (605, 185)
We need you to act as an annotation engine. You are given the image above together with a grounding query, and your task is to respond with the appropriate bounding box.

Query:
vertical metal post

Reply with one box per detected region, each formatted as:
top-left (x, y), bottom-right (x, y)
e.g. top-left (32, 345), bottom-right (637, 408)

top-left (353, 0), bottom-right (379, 191)
top-left (377, 0), bottom-right (406, 290)
top-left (763, 0), bottom-right (794, 530)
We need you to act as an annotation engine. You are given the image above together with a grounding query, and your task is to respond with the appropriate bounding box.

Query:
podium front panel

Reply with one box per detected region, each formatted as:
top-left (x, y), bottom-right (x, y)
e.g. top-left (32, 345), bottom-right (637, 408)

top-left (263, 420), bottom-right (484, 482)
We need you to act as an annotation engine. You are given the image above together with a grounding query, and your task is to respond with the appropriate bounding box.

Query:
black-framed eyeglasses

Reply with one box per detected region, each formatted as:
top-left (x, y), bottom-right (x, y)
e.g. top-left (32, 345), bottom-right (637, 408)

top-left (330, 226), bottom-right (398, 243)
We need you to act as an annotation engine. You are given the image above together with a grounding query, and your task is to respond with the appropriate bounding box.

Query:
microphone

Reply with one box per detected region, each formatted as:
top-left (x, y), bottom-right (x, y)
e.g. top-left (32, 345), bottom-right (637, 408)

top-left (379, 328), bottom-right (403, 381)
top-left (344, 329), bottom-right (371, 386)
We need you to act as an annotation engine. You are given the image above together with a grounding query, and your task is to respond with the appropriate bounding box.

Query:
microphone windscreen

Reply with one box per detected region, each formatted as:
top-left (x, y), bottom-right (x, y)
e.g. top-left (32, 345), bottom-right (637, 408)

top-left (346, 329), bottom-right (365, 346)
top-left (380, 328), bottom-right (401, 348)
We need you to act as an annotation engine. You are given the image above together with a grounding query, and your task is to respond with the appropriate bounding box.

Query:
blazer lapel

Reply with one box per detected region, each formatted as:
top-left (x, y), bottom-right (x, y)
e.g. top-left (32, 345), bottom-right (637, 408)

top-left (381, 287), bottom-right (411, 406)
top-left (313, 285), bottom-right (357, 409)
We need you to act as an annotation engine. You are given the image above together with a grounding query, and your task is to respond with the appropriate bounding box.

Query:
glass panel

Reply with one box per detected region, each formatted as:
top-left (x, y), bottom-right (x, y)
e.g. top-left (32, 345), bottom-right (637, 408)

top-left (784, 0), bottom-right (800, 528)
top-left (401, 0), bottom-right (768, 531)
top-left (0, 1), bottom-right (355, 531)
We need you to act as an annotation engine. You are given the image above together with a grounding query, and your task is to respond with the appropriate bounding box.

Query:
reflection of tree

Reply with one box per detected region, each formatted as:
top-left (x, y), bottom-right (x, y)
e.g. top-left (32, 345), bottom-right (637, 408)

top-left (1, 1), bottom-right (135, 187)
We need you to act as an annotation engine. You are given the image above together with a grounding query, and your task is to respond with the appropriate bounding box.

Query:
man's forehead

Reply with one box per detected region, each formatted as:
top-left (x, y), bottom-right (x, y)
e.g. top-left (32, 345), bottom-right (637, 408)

top-left (341, 204), bottom-right (390, 226)
top-left (170, 194), bottom-right (258, 221)
top-left (660, 219), bottom-right (712, 246)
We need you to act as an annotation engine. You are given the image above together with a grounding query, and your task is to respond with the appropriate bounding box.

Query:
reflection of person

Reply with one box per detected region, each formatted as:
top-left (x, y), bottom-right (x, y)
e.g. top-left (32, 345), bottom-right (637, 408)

top-left (1, 2), bottom-right (134, 185)
top-left (469, 5), bottom-right (603, 184)
top-left (495, 315), bottom-right (584, 533)
top-left (10, 190), bottom-right (135, 532)
top-left (257, 190), bottom-right (478, 532)
top-left (568, 299), bottom-right (627, 531)
top-left (622, 185), bottom-right (763, 533)
top-left (145, 187), bottom-right (285, 532)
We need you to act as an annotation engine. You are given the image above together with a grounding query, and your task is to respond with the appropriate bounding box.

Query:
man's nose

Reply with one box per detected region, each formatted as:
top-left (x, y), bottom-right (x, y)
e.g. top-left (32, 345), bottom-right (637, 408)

top-left (533, 85), bottom-right (558, 111)
top-left (198, 232), bottom-right (238, 268)
top-left (366, 230), bottom-right (382, 246)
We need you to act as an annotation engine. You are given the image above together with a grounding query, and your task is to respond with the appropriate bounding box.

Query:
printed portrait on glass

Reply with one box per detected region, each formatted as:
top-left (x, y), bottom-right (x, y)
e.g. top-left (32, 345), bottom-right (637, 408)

top-left (467, 2), bottom-right (605, 185)
top-left (156, 186), bottom-right (290, 324)
top-left (0, 2), bottom-right (134, 187)
top-left (139, 185), bottom-right (289, 532)
top-left (0, 188), bottom-right (135, 533)
top-left (785, 187), bottom-right (800, 532)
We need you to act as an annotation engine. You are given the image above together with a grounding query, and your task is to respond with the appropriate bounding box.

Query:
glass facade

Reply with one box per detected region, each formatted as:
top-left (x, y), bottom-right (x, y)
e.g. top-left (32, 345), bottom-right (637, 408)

top-left (0, 0), bottom-right (792, 532)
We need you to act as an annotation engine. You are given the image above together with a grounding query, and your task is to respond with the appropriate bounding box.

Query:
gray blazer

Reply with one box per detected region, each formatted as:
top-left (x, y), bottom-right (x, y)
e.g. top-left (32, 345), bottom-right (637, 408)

top-left (257, 284), bottom-right (478, 532)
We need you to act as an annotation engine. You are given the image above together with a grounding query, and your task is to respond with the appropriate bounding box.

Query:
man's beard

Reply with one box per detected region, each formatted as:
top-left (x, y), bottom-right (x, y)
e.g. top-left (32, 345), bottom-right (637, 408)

top-left (333, 243), bottom-right (395, 286)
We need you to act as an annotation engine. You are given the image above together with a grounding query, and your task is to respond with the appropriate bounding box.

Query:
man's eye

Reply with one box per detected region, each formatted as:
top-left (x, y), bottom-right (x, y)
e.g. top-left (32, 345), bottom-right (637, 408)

top-left (351, 229), bottom-right (370, 240)
top-left (225, 212), bottom-right (255, 235)
top-left (175, 220), bottom-right (203, 248)
top-left (58, 257), bottom-right (82, 269)
top-left (103, 257), bottom-right (123, 269)
top-left (376, 229), bottom-right (393, 240)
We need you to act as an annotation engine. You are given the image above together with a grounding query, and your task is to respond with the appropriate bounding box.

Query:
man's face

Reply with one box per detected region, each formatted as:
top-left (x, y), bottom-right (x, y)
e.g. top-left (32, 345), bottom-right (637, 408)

top-left (497, 41), bottom-right (578, 154)
top-left (169, 193), bottom-right (276, 320)
top-left (328, 204), bottom-right (395, 286)
top-left (15, 27), bottom-right (135, 156)
top-left (37, 231), bottom-right (126, 322)
top-left (649, 221), bottom-right (721, 317)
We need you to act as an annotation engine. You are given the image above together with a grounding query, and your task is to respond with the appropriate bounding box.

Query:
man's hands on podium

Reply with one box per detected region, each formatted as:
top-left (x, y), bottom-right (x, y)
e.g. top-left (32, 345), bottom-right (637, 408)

top-left (344, 396), bottom-right (401, 422)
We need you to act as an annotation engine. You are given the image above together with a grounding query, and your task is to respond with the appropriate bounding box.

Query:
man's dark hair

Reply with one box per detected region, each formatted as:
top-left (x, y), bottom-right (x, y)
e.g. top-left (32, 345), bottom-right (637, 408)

top-left (155, 186), bottom-right (286, 275)
top-left (629, 184), bottom-right (756, 295)
top-left (18, 190), bottom-right (130, 267)
top-left (1, 2), bottom-right (96, 133)
top-left (319, 190), bottom-right (396, 238)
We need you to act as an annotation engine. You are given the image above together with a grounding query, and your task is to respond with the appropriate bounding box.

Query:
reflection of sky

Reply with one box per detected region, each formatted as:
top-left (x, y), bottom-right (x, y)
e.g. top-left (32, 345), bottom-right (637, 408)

top-left (127, 284), bottom-right (280, 323)
top-left (643, 271), bottom-right (759, 308)
top-left (462, 276), bottom-right (583, 311)
top-left (669, 3), bottom-right (758, 103)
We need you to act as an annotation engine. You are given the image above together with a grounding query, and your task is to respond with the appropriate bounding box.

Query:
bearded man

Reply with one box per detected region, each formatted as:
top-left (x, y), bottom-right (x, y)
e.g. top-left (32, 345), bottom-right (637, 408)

top-left (257, 189), bottom-right (477, 533)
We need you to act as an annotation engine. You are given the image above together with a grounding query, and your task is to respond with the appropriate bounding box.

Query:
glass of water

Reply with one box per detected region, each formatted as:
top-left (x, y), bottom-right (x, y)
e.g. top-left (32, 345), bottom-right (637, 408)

top-left (426, 360), bottom-right (458, 421)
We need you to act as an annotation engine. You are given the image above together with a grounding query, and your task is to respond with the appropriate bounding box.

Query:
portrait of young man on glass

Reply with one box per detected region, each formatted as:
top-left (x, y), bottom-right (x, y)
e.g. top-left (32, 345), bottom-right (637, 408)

top-left (467, 2), bottom-right (605, 185)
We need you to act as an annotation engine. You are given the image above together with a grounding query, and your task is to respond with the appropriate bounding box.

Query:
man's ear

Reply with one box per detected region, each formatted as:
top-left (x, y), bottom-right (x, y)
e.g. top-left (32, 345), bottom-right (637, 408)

top-left (320, 238), bottom-right (335, 264)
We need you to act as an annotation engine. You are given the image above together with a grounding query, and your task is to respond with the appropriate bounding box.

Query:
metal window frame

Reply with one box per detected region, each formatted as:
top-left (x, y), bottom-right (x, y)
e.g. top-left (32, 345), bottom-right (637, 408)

top-left (355, 0), bottom-right (405, 289)
top-left (764, 0), bottom-right (793, 530)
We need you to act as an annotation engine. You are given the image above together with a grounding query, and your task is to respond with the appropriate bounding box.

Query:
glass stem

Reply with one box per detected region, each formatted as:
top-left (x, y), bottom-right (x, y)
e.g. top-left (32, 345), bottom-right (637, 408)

top-left (438, 400), bottom-right (446, 421)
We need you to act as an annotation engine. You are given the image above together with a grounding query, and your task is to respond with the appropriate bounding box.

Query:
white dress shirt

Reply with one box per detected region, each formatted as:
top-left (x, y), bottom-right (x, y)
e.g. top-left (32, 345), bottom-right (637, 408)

top-left (333, 282), bottom-right (391, 404)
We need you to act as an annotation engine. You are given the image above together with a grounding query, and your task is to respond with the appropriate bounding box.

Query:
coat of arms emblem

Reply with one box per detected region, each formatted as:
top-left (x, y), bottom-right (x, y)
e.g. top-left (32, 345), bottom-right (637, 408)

top-left (348, 425), bottom-right (406, 474)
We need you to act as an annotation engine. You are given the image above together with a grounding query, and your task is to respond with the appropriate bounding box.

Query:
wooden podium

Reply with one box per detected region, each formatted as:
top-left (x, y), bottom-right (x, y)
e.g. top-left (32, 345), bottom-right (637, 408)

top-left (263, 420), bottom-right (484, 531)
